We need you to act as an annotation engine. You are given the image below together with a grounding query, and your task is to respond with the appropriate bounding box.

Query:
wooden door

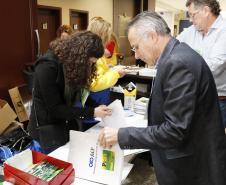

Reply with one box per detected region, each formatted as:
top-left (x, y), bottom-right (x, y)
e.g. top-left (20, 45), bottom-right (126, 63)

top-left (37, 6), bottom-right (61, 54)
top-left (0, 0), bottom-right (37, 100)
top-left (70, 9), bottom-right (88, 31)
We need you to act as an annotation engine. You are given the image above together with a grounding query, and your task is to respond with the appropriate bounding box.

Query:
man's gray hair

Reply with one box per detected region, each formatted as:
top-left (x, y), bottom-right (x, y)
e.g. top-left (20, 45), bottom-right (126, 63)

top-left (186, 0), bottom-right (221, 16)
top-left (127, 11), bottom-right (171, 37)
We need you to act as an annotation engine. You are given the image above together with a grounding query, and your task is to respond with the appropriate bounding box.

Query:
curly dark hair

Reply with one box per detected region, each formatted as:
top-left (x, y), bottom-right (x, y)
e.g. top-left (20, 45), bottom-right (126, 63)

top-left (50, 31), bottom-right (104, 89)
top-left (186, 0), bottom-right (221, 16)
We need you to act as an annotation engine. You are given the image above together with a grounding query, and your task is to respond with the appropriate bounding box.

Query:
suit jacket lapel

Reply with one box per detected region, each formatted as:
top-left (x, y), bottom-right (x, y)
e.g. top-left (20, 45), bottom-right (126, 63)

top-left (148, 37), bottom-right (179, 125)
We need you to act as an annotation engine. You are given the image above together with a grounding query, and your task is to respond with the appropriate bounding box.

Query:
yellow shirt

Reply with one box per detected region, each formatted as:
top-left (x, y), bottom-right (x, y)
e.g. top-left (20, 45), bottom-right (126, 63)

top-left (90, 57), bottom-right (120, 92)
top-left (104, 48), bottom-right (117, 66)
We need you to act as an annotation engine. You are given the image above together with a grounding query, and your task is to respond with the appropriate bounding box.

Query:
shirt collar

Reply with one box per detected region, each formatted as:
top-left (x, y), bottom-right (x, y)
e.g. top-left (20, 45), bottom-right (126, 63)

top-left (155, 37), bottom-right (178, 68)
top-left (209, 14), bottom-right (223, 30)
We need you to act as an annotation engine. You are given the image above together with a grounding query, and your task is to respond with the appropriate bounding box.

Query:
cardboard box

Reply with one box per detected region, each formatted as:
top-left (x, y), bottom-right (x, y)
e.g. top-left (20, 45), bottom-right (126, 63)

top-left (4, 149), bottom-right (75, 185)
top-left (0, 99), bottom-right (17, 135)
top-left (8, 85), bottom-right (32, 122)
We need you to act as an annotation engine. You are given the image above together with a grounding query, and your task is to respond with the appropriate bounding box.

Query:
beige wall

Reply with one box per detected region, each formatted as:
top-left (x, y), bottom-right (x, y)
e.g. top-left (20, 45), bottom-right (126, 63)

top-left (37, 0), bottom-right (113, 25)
top-left (148, 0), bottom-right (155, 11)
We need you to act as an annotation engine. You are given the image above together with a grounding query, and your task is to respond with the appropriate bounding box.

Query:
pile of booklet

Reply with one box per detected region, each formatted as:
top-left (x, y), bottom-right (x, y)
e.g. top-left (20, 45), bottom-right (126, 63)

top-left (113, 65), bottom-right (141, 73)
top-left (26, 161), bottom-right (63, 182)
top-left (134, 97), bottom-right (149, 115)
top-left (4, 149), bottom-right (75, 185)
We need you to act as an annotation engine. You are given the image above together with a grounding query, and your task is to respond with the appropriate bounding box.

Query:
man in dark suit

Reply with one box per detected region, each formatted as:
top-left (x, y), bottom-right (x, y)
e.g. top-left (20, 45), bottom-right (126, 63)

top-left (98, 11), bottom-right (226, 185)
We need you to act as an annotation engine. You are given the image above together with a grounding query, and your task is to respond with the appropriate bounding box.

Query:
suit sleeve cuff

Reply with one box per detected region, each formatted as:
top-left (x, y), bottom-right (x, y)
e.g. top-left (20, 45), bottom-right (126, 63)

top-left (118, 127), bottom-right (132, 149)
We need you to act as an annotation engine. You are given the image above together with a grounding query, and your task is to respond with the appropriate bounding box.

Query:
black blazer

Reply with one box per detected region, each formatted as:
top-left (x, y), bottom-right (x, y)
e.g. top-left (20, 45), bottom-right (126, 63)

top-left (118, 38), bottom-right (226, 185)
top-left (28, 50), bottom-right (99, 150)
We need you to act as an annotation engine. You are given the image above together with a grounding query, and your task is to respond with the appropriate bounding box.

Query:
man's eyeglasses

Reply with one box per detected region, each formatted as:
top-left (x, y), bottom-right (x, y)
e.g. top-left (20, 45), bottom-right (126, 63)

top-left (187, 10), bottom-right (200, 19)
top-left (131, 36), bottom-right (143, 53)
top-left (131, 45), bottom-right (139, 53)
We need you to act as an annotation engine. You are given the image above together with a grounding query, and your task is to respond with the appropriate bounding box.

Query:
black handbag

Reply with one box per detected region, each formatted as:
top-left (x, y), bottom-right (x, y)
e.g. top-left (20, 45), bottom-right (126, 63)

top-left (0, 122), bottom-right (32, 152)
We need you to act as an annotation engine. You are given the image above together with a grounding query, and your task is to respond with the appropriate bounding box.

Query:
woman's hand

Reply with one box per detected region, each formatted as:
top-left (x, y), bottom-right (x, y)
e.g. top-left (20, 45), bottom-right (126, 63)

top-left (94, 105), bottom-right (112, 118)
top-left (116, 67), bottom-right (128, 78)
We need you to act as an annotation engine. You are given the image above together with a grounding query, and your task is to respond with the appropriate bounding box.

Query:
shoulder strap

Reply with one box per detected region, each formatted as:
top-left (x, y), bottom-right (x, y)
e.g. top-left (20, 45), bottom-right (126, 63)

top-left (32, 88), bottom-right (40, 128)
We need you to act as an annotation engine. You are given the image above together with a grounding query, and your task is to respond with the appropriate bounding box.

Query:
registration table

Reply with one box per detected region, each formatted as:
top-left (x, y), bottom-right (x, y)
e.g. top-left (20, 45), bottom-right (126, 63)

top-left (3, 112), bottom-right (147, 185)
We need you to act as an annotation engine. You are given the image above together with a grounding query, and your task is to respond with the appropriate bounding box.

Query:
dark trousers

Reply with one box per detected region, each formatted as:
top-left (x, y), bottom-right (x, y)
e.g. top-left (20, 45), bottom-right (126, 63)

top-left (219, 99), bottom-right (226, 129)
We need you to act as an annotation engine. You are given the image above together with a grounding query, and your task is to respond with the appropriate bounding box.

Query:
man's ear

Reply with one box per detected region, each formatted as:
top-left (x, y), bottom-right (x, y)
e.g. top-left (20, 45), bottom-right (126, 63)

top-left (203, 5), bottom-right (211, 16)
top-left (148, 32), bottom-right (158, 43)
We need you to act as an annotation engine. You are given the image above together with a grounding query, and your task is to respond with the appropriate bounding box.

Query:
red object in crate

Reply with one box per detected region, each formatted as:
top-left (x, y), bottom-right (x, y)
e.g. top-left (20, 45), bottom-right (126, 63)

top-left (4, 150), bottom-right (75, 185)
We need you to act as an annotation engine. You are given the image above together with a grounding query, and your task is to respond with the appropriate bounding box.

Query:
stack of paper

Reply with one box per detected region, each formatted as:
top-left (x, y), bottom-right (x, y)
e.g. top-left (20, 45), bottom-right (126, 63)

top-left (125, 66), bottom-right (141, 75)
top-left (134, 97), bottom-right (149, 115)
top-left (139, 68), bottom-right (156, 77)
top-left (113, 65), bottom-right (141, 75)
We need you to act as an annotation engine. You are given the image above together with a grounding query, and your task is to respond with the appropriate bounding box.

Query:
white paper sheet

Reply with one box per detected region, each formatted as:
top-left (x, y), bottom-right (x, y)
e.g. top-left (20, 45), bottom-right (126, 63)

top-left (100, 100), bottom-right (127, 128)
top-left (68, 131), bottom-right (124, 185)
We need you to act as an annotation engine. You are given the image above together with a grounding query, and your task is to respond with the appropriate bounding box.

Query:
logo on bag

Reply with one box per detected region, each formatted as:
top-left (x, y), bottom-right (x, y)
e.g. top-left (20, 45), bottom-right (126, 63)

top-left (89, 147), bottom-right (95, 167)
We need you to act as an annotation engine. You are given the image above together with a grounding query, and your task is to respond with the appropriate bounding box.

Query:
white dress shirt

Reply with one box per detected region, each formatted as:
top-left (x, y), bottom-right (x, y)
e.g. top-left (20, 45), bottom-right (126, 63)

top-left (177, 15), bottom-right (226, 96)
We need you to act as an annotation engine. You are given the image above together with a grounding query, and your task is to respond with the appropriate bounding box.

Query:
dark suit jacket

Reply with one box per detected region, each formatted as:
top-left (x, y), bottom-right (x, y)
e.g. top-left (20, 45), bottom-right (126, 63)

top-left (118, 38), bottom-right (226, 185)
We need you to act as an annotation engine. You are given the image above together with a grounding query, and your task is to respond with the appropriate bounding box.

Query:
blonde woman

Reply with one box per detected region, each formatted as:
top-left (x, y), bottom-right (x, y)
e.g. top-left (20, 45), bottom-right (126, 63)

top-left (87, 17), bottom-right (127, 94)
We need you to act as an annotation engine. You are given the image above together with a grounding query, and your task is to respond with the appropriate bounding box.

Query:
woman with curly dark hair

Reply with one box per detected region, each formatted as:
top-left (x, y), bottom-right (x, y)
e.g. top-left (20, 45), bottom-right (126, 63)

top-left (28, 31), bottom-right (112, 153)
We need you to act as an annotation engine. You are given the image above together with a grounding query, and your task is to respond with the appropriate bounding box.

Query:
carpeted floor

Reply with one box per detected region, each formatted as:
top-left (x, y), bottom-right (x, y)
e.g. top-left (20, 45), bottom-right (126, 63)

top-left (122, 153), bottom-right (158, 185)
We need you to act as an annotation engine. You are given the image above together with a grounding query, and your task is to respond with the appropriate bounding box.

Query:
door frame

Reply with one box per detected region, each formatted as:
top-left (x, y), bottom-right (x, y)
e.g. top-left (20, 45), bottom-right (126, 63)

top-left (37, 5), bottom-right (62, 54)
top-left (38, 5), bottom-right (62, 25)
top-left (69, 9), bottom-right (89, 30)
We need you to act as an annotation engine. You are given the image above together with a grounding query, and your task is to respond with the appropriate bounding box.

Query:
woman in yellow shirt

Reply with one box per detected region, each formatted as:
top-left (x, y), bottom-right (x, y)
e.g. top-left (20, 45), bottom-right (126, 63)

top-left (88, 17), bottom-right (127, 94)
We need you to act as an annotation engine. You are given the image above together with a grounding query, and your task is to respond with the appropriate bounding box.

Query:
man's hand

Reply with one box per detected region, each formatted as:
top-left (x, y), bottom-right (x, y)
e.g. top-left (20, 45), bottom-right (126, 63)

top-left (94, 105), bottom-right (112, 118)
top-left (98, 127), bottom-right (119, 148)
